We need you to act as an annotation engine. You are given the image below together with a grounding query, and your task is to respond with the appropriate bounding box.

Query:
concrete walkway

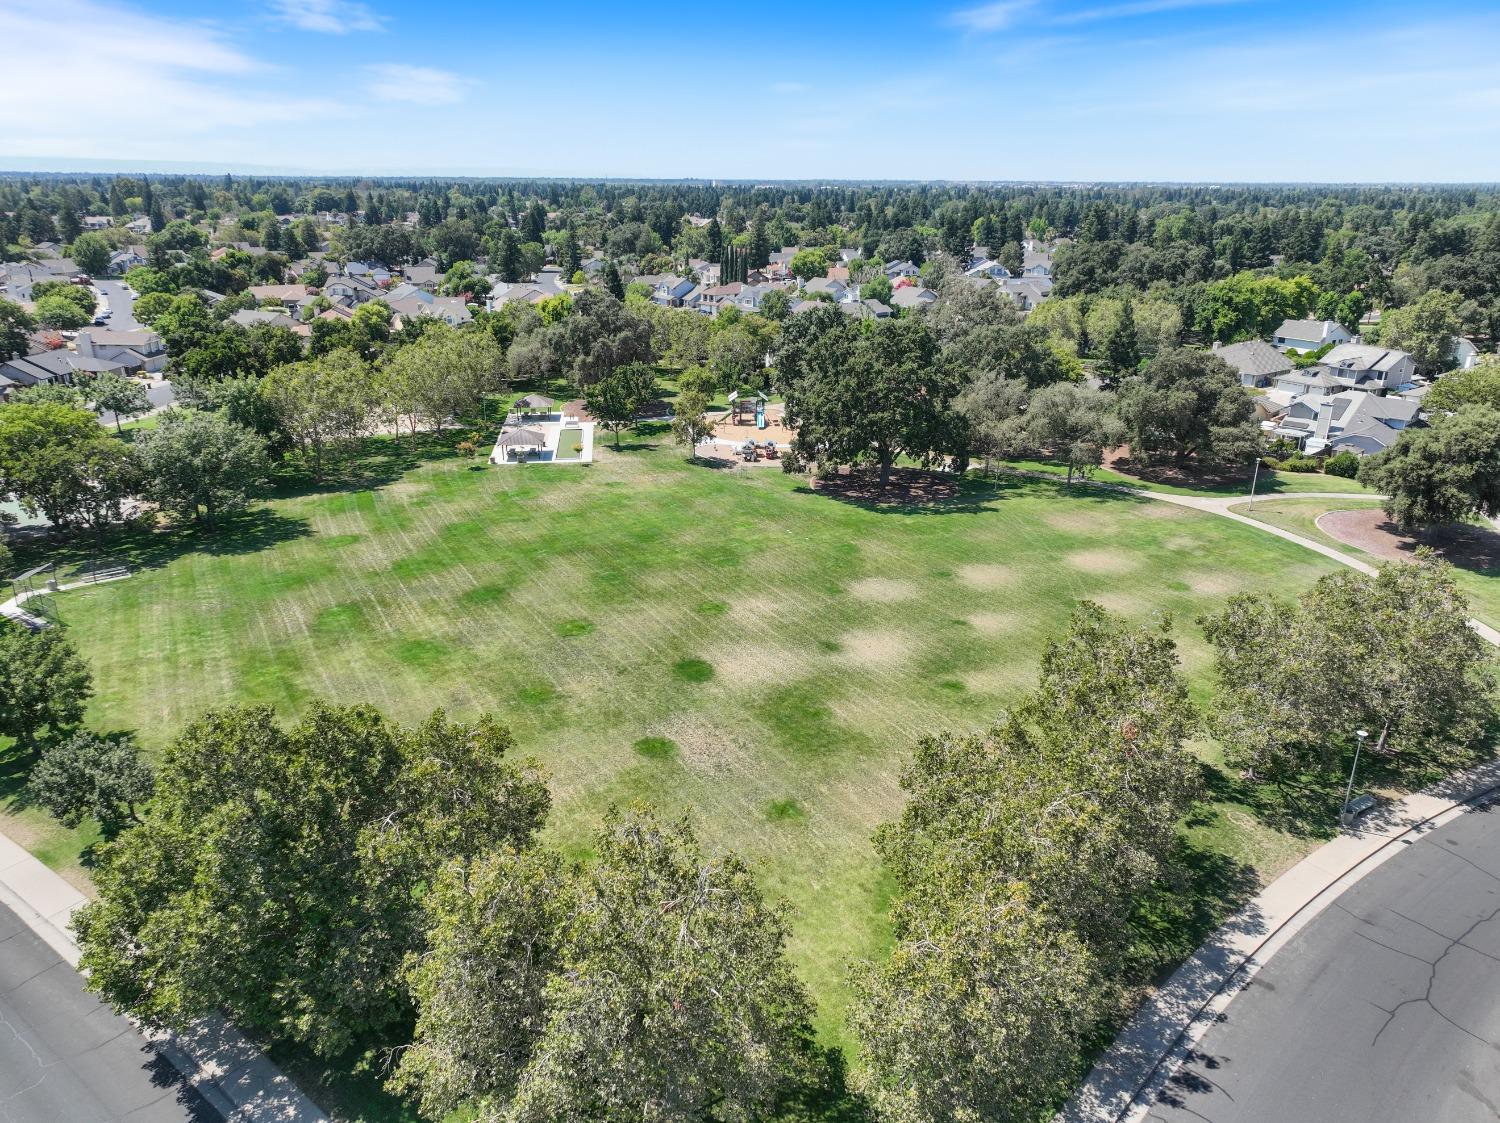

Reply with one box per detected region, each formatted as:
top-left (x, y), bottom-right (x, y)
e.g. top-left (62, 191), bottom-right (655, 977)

top-left (1057, 758), bottom-right (1500, 1123)
top-left (0, 833), bottom-right (327, 1121)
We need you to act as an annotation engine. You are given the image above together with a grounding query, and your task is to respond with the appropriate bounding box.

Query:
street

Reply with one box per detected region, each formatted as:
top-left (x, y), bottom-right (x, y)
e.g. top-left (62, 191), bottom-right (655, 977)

top-left (95, 280), bottom-right (141, 331)
top-left (0, 898), bottom-right (219, 1122)
top-left (1147, 798), bottom-right (1500, 1123)
top-left (93, 280), bottom-right (176, 427)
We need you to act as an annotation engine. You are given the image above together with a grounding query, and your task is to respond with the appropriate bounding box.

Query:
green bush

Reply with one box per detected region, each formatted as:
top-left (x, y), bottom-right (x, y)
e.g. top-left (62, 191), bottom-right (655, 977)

top-left (1325, 450), bottom-right (1360, 478)
top-left (1277, 452), bottom-right (1322, 473)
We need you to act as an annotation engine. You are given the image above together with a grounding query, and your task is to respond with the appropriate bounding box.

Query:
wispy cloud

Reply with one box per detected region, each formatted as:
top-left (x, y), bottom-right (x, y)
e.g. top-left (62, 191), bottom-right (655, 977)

top-left (1052, 0), bottom-right (1245, 26)
top-left (0, 0), bottom-right (338, 161)
top-left (948, 0), bottom-right (1036, 32)
top-left (269, 0), bottom-right (384, 34)
top-left (364, 64), bottom-right (472, 105)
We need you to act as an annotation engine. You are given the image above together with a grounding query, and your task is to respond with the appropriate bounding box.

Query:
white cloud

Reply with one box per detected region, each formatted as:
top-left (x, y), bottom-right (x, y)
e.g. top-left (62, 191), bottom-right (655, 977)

top-left (268, 0), bottom-right (384, 34)
top-left (1051, 0), bottom-right (1244, 26)
top-left (364, 64), bottom-right (472, 106)
top-left (0, 0), bottom-right (340, 163)
top-left (948, 1), bottom-right (1036, 31)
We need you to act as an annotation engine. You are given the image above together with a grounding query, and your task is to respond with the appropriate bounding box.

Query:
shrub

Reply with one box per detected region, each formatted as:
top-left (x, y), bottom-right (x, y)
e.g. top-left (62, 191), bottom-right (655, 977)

top-left (1325, 450), bottom-right (1361, 478)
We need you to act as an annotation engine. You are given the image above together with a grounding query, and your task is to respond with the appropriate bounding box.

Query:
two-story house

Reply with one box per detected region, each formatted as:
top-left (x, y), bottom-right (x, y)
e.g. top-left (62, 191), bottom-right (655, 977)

top-left (1315, 344), bottom-right (1417, 392)
top-left (1213, 339), bottom-right (1294, 388)
top-left (1271, 318), bottom-right (1353, 353)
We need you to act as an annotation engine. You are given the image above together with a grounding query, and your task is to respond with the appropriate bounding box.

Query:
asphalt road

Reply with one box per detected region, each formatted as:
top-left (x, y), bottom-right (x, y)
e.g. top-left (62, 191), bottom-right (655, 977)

top-left (0, 899), bottom-right (219, 1122)
top-left (1147, 798), bottom-right (1500, 1123)
top-left (95, 280), bottom-right (141, 331)
top-left (91, 281), bottom-right (175, 427)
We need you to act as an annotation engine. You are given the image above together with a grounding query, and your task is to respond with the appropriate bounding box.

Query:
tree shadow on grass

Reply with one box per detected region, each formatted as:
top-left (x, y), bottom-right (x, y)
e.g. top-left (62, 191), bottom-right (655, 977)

top-left (269, 431), bottom-right (465, 500)
top-left (16, 507), bottom-right (314, 580)
top-left (800, 466), bottom-right (1155, 517)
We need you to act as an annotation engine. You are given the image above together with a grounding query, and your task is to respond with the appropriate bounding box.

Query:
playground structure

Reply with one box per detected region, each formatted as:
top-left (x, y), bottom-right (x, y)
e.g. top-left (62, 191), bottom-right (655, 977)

top-left (728, 390), bottom-right (769, 427)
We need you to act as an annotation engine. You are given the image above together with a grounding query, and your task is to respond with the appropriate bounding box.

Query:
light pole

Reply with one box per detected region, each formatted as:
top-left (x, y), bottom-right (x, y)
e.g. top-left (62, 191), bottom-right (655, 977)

top-left (1248, 455), bottom-right (1262, 509)
top-left (1341, 729), bottom-right (1369, 827)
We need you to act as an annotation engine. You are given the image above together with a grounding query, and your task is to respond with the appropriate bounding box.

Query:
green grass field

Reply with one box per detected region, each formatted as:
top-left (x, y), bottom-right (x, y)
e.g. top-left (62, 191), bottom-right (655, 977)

top-left (1000, 456), bottom-right (1374, 497)
top-left (31, 430), bottom-right (1351, 1057)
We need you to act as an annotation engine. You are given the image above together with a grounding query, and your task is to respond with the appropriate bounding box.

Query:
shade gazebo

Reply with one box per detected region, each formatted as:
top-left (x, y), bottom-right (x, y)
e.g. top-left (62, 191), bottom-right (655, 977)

top-left (492, 427), bottom-right (548, 462)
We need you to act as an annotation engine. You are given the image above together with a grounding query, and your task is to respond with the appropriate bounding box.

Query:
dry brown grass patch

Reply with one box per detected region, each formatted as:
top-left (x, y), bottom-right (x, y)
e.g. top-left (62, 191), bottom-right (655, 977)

top-left (848, 577), bottom-right (917, 603)
top-left (1065, 549), bottom-right (1139, 575)
top-left (955, 563), bottom-right (1012, 590)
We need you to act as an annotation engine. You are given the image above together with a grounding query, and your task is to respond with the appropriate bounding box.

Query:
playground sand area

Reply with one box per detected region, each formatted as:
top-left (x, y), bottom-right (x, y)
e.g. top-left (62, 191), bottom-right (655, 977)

top-left (711, 403), bottom-right (792, 446)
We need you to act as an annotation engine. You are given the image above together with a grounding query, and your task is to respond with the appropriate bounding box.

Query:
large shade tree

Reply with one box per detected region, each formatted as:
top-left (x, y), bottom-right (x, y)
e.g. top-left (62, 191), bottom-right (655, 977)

top-left (74, 704), bottom-right (551, 1057)
top-left (1116, 347), bottom-right (1259, 469)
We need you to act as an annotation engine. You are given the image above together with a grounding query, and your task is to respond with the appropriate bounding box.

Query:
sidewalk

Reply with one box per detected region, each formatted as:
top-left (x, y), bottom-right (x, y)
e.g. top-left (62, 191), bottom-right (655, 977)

top-left (1055, 755), bottom-right (1500, 1123)
top-left (0, 831), bottom-right (327, 1122)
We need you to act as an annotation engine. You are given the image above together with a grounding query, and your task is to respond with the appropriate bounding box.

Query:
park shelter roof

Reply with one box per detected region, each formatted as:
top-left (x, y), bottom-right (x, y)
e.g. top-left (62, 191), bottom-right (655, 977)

top-left (495, 427), bottom-right (546, 449)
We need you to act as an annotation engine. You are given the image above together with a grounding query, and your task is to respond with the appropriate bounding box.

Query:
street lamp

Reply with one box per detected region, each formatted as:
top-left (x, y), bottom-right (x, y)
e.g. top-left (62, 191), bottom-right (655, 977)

top-left (1248, 455), bottom-right (1262, 509)
top-left (1341, 729), bottom-right (1369, 827)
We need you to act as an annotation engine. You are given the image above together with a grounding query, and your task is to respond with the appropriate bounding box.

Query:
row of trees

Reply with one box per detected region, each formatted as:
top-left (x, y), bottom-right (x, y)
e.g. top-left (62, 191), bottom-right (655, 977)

top-left (775, 280), bottom-right (1259, 485)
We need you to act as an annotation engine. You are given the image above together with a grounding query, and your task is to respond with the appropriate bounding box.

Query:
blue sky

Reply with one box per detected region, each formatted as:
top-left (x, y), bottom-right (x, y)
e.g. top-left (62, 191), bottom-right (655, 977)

top-left (3, 0), bottom-right (1499, 181)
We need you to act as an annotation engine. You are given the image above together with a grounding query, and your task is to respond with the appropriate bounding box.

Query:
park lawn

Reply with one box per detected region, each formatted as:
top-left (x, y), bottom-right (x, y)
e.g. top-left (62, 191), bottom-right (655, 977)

top-left (1000, 456), bottom-right (1374, 498)
top-left (37, 437), bottom-right (1346, 1078)
top-left (1233, 497), bottom-right (1500, 630)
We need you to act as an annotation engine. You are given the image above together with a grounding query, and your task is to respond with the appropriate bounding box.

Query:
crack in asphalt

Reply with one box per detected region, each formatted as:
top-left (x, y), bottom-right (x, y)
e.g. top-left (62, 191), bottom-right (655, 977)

top-left (1368, 899), bottom-right (1500, 1050)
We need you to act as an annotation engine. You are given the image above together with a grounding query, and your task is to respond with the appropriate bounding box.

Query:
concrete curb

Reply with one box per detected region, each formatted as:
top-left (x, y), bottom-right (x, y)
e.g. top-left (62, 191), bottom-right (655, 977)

top-left (1055, 757), bottom-right (1500, 1123)
top-left (0, 831), bottom-right (328, 1122)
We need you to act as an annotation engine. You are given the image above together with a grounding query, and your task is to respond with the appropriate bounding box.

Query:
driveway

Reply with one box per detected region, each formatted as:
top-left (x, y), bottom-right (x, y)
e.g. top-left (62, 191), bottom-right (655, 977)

top-left (0, 898), bottom-right (220, 1122)
top-left (1146, 797), bottom-right (1500, 1123)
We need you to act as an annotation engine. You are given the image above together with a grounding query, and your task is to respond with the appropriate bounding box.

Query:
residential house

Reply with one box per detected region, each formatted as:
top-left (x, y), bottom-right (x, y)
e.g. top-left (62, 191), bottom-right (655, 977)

top-left (1021, 243), bottom-right (1053, 277)
top-left (323, 274), bottom-right (381, 307)
top-left (386, 287), bottom-right (472, 327)
top-left (81, 215), bottom-right (113, 230)
top-left (1271, 318), bottom-right (1353, 353)
top-left (75, 328), bottom-right (167, 374)
top-left (486, 281), bottom-right (550, 310)
top-left (1451, 337), bottom-right (1483, 370)
top-left (884, 260), bottom-right (920, 281)
top-left (0, 348), bottom-right (79, 390)
top-left (344, 261), bottom-right (392, 285)
top-left (401, 264), bottom-right (441, 291)
top-left (1271, 389), bottom-right (1419, 455)
top-left (1315, 343), bottom-right (1417, 392)
top-left (0, 259), bottom-right (79, 301)
top-left (997, 276), bottom-right (1052, 312)
top-left (125, 216), bottom-right (152, 236)
top-left (964, 258), bottom-right (1011, 281)
top-left (109, 247), bottom-right (148, 274)
top-left (1213, 339), bottom-right (1294, 388)
top-left (230, 308), bottom-right (303, 333)
top-left (1272, 368), bottom-right (1341, 399)
top-left (249, 284), bottom-right (314, 313)
top-left (890, 285), bottom-right (939, 311)
top-left (802, 276), bottom-right (848, 302)
top-left (841, 298), bottom-right (893, 320)
top-left (648, 275), bottom-right (700, 308)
